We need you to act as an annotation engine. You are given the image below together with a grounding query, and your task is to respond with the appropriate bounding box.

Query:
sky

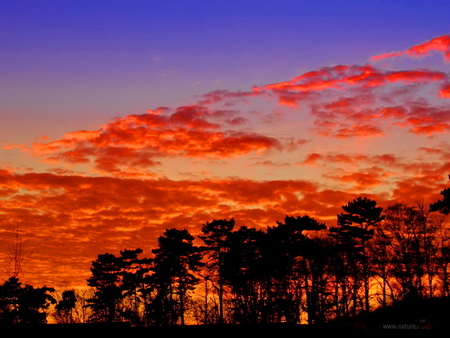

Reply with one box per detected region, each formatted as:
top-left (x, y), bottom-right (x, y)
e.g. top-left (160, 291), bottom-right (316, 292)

top-left (1, 0), bottom-right (450, 288)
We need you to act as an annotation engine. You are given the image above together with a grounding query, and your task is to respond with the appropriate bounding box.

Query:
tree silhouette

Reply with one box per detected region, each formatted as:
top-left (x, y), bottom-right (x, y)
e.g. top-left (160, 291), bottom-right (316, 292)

top-left (384, 204), bottom-right (426, 300)
top-left (0, 277), bottom-right (55, 325)
top-left (430, 187), bottom-right (450, 215)
top-left (291, 217), bottom-right (328, 324)
top-left (198, 218), bottom-right (235, 324)
top-left (220, 226), bottom-right (267, 324)
top-left (330, 196), bottom-right (384, 314)
top-left (86, 253), bottom-right (123, 323)
top-left (369, 223), bottom-right (394, 307)
top-left (434, 220), bottom-right (450, 298)
top-left (5, 223), bottom-right (33, 280)
top-left (384, 203), bottom-right (442, 301)
top-left (118, 248), bottom-right (149, 326)
top-left (149, 228), bottom-right (203, 326)
top-left (267, 215), bottom-right (327, 324)
top-left (264, 220), bottom-right (303, 323)
top-left (55, 290), bottom-right (77, 323)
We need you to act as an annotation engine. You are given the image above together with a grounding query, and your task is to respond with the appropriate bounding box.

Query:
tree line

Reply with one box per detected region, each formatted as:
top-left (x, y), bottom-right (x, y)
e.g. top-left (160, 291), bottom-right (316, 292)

top-left (0, 185), bottom-right (449, 326)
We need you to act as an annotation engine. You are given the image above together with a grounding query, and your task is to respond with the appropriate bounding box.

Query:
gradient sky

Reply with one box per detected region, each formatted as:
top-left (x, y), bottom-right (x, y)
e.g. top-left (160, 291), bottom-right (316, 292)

top-left (1, 1), bottom-right (450, 288)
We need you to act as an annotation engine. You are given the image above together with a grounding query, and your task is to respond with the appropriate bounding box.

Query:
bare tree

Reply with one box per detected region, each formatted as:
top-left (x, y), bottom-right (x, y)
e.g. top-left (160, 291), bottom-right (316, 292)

top-left (4, 222), bottom-right (33, 279)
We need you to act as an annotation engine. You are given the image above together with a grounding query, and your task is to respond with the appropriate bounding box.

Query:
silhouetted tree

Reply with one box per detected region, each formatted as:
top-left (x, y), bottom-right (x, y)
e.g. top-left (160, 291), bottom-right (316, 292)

top-left (5, 223), bottom-right (33, 280)
top-left (0, 277), bottom-right (55, 325)
top-left (198, 219), bottom-right (235, 324)
top-left (119, 248), bottom-right (151, 326)
top-left (433, 219), bottom-right (450, 298)
top-left (384, 204), bottom-right (432, 300)
top-left (330, 197), bottom-right (383, 314)
top-left (86, 253), bottom-right (123, 323)
top-left (416, 204), bottom-right (440, 298)
top-left (55, 290), bottom-right (77, 323)
top-left (86, 249), bottom-right (151, 324)
top-left (149, 228), bottom-right (203, 326)
top-left (268, 215), bottom-right (327, 324)
top-left (369, 223), bottom-right (394, 307)
top-left (430, 187), bottom-right (450, 215)
top-left (263, 220), bottom-right (303, 323)
top-left (221, 226), bottom-right (267, 324)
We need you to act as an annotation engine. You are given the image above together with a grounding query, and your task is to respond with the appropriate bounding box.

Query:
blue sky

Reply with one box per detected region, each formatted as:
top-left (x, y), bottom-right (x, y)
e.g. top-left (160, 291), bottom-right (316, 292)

top-left (2, 1), bottom-right (449, 129)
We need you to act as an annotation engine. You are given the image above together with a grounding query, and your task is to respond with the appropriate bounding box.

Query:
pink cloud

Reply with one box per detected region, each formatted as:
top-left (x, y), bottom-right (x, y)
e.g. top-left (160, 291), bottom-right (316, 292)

top-left (30, 106), bottom-right (284, 174)
top-left (371, 34), bottom-right (450, 62)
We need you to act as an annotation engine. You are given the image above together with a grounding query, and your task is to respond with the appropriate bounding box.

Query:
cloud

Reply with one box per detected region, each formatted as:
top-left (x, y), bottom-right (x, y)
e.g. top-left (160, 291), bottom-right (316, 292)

top-left (30, 106), bottom-right (284, 174)
top-left (2, 143), bottom-right (26, 150)
top-left (324, 168), bottom-right (386, 190)
top-left (302, 153), bottom-right (323, 165)
top-left (249, 61), bottom-right (448, 138)
top-left (252, 160), bottom-right (292, 168)
top-left (439, 83), bottom-right (450, 98)
top-left (371, 34), bottom-right (450, 62)
top-left (311, 94), bottom-right (450, 138)
top-left (405, 104), bottom-right (450, 135)
top-left (333, 124), bottom-right (385, 139)
top-left (260, 65), bottom-right (446, 96)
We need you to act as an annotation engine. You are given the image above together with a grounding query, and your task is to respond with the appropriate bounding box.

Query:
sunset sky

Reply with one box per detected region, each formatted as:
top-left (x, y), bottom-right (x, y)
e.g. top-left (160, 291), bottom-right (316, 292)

top-left (1, 1), bottom-right (450, 288)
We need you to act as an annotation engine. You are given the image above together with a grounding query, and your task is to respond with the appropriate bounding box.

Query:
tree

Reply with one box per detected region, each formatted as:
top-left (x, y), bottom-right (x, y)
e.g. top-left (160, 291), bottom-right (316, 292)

top-left (430, 187), bottom-right (450, 215)
top-left (268, 215), bottom-right (327, 324)
top-left (86, 253), bottom-right (123, 323)
top-left (384, 204), bottom-right (426, 300)
top-left (55, 290), bottom-right (77, 323)
top-left (5, 223), bottom-right (33, 280)
top-left (220, 226), bottom-right (266, 324)
top-left (149, 228), bottom-right (203, 326)
top-left (384, 203), bottom-right (441, 301)
top-left (198, 218), bottom-right (235, 324)
top-left (0, 277), bottom-right (55, 325)
top-left (53, 288), bottom-right (94, 323)
top-left (86, 249), bottom-right (150, 324)
top-left (434, 220), bottom-right (450, 298)
top-left (330, 196), bottom-right (384, 314)
top-left (369, 223), bottom-right (394, 308)
top-left (118, 248), bottom-right (150, 326)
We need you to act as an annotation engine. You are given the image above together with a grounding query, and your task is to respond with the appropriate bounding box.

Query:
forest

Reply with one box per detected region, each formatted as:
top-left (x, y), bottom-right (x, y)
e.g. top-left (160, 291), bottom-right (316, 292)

top-left (0, 185), bottom-right (449, 329)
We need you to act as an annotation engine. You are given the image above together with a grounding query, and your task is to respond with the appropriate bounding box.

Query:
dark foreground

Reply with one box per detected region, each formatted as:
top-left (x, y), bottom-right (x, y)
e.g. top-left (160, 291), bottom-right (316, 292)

top-left (3, 298), bottom-right (450, 338)
top-left (0, 322), bottom-right (446, 338)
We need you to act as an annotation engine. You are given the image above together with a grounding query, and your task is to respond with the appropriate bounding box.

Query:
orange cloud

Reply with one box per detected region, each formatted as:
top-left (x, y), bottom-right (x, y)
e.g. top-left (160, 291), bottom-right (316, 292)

top-left (404, 105), bottom-right (450, 135)
top-left (302, 153), bottom-right (323, 165)
top-left (333, 125), bottom-right (384, 139)
top-left (301, 152), bottom-right (401, 169)
top-left (255, 64), bottom-right (448, 140)
top-left (30, 106), bottom-right (283, 174)
top-left (371, 34), bottom-right (450, 62)
top-left (439, 83), bottom-right (450, 98)
top-left (2, 143), bottom-right (26, 150)
top-left (313, 95), bottom-right (450, 138)
top-left (324, 167), bottom-right (388, 190)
